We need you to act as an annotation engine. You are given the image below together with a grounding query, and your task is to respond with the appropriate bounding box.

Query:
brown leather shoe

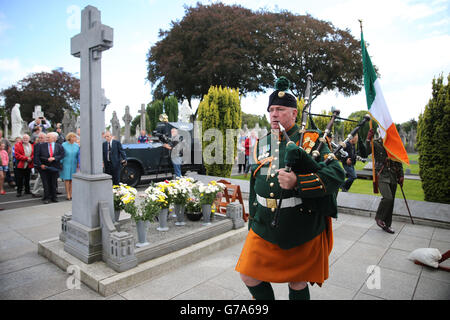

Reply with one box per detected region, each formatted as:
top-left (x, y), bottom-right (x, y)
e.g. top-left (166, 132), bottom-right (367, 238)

top-left (376, 219), bottom-right (386, 229)
top-left (383, 226), bottom-right (395, 234)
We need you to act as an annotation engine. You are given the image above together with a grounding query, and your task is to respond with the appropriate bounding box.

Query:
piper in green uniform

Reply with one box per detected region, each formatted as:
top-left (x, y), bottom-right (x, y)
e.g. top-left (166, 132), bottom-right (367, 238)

top-left (366, 128), bottom-right (404, 234)
top-left (235, 78), bottom-right (345, 300)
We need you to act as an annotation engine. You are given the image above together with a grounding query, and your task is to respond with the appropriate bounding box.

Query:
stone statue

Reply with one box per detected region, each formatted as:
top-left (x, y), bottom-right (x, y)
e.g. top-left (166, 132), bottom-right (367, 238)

top-left (11, 103), bottom-right (24, 139)
top-left (179, 100), bottom-right (192, 123)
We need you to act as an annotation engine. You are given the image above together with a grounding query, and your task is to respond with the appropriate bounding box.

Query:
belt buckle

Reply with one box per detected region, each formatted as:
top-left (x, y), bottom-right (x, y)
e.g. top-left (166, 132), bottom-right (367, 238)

top-left (266, 198), bottom-right (277, 209)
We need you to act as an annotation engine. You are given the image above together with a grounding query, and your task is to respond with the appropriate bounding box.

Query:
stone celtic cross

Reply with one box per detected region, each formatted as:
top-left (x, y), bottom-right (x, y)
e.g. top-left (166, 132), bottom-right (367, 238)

top-left (71, 5), bottom-right (113, 175)
top-left (139, 103), bottom-right (146, 133)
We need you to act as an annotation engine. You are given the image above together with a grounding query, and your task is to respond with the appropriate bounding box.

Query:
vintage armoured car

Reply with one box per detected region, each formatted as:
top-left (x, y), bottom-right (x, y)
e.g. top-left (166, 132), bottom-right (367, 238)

top-left (119, 121), bottom-right (205, 186)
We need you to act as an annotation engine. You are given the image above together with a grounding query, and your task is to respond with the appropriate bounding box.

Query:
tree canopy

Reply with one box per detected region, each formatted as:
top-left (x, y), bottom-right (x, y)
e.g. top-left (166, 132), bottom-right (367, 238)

top-left (0, 68), bottom-right (80, 125)
top-left (147, 2), bottom-right (363, 108)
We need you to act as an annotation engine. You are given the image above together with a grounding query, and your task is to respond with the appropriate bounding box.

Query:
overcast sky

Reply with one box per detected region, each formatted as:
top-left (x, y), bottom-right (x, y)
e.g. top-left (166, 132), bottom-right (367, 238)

top-left (0, 0), bottom-right (449, 127)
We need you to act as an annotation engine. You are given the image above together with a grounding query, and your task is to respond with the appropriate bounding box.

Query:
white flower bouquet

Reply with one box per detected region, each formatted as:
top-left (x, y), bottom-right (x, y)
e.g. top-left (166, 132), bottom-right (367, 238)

top-left (195, 180), bottom-right (226, 205)
top-left (112, 183), bottom-right (138, 212)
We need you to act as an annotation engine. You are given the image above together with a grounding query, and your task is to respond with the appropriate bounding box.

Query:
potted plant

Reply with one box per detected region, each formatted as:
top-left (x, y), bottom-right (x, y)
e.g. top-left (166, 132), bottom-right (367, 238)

top-left (196, 180), bottom-right (226, 226)
top-left (112, 183), bottom-right (137, 222)
top-left (119, 189), bottom-right (150, 248)
top-left (152, 181), bottom-right (172, 231)
top-left (171, 177), bottom-right (195, 226)
top-left (185, 196), bottom-right (202, 221)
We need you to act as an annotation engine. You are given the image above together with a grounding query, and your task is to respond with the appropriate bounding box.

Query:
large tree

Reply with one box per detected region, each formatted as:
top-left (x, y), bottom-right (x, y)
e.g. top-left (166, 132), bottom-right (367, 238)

top-left (416, 74), bottom-right (450, 204)
top-left (256, 11), bottom-right (363, 101)
top-left (0, 68), bottom-right (80, 125)
top-left (147, 3), bottom-right (268, 107)
top-left (147, 3), bottom-right (363, 110)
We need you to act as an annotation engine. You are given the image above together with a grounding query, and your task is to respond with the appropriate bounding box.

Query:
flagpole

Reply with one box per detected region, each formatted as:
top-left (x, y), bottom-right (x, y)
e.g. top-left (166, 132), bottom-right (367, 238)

top-left (359, 19), bottom-right (379, 194)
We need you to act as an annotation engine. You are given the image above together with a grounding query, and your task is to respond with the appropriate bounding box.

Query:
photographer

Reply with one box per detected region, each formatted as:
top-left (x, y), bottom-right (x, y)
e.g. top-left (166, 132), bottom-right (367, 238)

top-left (29, 116), bottom-right (51, 133)
top-left (162, 128), bottom-right (183, 177)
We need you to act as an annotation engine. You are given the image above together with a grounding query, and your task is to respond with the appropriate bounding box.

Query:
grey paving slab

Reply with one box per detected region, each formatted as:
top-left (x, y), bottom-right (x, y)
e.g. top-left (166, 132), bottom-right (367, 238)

top-left (359, 267), bottom-right (419, 300)
top-left (0, 234), bottom-right (36, 263)
top-left (208, 269), bottom-right (249, 296)
top-left (310, 282), bottom-right (356, 300)
top-left (44, 283), bottom-right (105, 300)
top-left (378, 248), bottom-right (423, 276)
top-left (332, 224), bottom-right (368, 242)
top-left (329, 237), bottom-right (355, 265)
top-left (342, 214), bottom-right (376, 229)
top-left (432, 228), bottom-right (450, 243)
top-left (391, 233), bottom-right (431, 252)
top-left (0, 250), bottom-right (48, 276)
top-left (353, 292), bottom-right (384, 300)
top-left (420, 263), bottom-right (450, 284)
top-left (337, 242), bottom-right (388, 267)
top-left (173, 281), bottom-right (240, 300)
top-left (326, 259), bottom-right (371, 291)
top-left (0, 262), bottom-right (70, 300)
top-left (400, 224), bottom-right (435, 239)
top-left (358, 229), bottom-right (398, 248)
top-left (413, 277), bottom-right (450, 300)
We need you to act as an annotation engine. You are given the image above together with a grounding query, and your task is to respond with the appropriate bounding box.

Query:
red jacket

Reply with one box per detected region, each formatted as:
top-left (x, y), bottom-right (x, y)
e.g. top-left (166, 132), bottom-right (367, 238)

top-left (15, 142), bottom-right (34, 169)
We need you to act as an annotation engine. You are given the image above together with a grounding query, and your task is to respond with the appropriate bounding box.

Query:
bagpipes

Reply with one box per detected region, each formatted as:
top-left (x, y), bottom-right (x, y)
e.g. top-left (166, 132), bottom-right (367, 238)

top-left (324, 114), bottom-right (371, 164)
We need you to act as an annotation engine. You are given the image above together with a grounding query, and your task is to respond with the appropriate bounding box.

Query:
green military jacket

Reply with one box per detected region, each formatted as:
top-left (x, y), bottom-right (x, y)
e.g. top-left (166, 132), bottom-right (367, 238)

top-left (365, 138), bottom-right (404, 184)
top-left (248, 124), bottom-right (345, 250)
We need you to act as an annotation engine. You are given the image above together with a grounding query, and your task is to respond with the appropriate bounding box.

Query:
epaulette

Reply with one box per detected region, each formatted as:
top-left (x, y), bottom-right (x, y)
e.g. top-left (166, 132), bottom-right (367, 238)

top-left (300, 129), bottom-right (321, 155)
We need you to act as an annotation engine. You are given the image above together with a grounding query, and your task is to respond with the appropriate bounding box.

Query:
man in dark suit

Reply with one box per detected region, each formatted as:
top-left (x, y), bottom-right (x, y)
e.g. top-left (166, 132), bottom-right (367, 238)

top-left (102, 131), bottom-right (127, 185)
top-left (34, 132), bottom-right (65, 203)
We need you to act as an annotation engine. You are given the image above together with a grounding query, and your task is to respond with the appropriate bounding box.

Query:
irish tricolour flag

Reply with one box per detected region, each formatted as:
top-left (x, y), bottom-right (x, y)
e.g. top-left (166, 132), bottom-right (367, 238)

top-left (361, 32), bottom-right (409, 165)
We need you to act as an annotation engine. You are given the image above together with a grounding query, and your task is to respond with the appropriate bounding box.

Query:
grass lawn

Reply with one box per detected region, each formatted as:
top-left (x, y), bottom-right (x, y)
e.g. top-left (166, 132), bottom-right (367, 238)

top-left (356, 153), bottom-right (419, 174)
top-left (345, 178), bottom-right (424, 201)
top-left (230, 153), bottom-right (424, 201)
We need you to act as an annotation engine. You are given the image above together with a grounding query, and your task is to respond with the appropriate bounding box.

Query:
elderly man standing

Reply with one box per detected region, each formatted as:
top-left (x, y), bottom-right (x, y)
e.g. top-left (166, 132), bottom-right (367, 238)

top-left (235, 77), bottom-right (345, 300)
top-left (34, 132), bottom-right (64, 203)
top-left (102, 131), bottom-right (127, 185)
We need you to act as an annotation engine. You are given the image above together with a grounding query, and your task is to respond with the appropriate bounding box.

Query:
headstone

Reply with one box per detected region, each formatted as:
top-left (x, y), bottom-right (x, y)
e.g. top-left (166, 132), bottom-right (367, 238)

top-left (260, 127), bottom-right (268, 138)
top-left (135, 124), bottom-right (140, 139)
top-left (75, 115), bottom-right (81, 131)
top-left (101, 89), bottom-right (110, 133)
top-left (406, 128), bottom-right (416, 153)
top-left (139, 104), bottom-right (146, 133)
top-left (64, 5), bottom-right (128, 267)
top-left (11, 103), bottom-right (24, 139)
top-left (122, 106), bottom-right (132, 144)
top-left (32, 105), bottom-right (45, 119)
top-left (111, 111), bottom-right (120, 141)
top-left (62, 109), bottom-right (74, 136)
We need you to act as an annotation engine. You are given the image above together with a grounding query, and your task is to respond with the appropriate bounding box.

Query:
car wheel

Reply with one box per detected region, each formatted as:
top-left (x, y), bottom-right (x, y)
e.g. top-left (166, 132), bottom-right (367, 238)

top-left (120, 163), bottom-right (142, 187)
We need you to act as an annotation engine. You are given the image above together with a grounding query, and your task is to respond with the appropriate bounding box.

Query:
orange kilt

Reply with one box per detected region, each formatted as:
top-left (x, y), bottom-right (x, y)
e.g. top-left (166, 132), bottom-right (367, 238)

top-left (235, 217), bottom-right (333, 286)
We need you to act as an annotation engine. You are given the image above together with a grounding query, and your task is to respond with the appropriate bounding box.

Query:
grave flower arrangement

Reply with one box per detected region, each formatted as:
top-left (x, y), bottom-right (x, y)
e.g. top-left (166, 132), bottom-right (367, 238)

top-left (171, 177), bottom-right (195, 205)
top-left (196, 180), bottom-right (226, 206)
top-left (112, 183), bottom-right (138, 212)
top-left (139, 185), bottom-right (169, 221)
top-left (185, 196), bottom-right (201, 213)
top-left (154, 180), bottom-right (175, 208)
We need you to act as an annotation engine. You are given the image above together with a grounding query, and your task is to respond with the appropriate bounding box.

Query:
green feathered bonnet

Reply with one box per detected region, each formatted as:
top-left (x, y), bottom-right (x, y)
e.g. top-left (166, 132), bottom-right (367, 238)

top-left (267, 76), bottom-right (298, 111)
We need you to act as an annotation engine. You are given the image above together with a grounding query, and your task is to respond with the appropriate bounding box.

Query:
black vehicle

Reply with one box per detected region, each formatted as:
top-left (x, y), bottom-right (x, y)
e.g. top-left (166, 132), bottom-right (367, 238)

top-left (120, 122), bottom-right (205, 186)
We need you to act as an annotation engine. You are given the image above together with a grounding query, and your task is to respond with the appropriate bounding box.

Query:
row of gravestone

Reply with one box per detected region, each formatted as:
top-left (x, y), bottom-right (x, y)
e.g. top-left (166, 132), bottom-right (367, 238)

top-left (3, 103), bottom-right (82, 140)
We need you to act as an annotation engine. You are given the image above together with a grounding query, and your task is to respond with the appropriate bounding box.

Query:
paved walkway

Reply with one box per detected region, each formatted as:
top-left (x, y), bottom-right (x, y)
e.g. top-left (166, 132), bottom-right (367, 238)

top-left (0, 199), bottom-right (449, 300)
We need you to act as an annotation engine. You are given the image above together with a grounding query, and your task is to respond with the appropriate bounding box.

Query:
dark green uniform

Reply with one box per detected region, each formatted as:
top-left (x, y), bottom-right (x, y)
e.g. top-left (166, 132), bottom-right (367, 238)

top-left (248, 124), bottom-right (345, 249)
top-left (366, 138), bottom-right (404, 228)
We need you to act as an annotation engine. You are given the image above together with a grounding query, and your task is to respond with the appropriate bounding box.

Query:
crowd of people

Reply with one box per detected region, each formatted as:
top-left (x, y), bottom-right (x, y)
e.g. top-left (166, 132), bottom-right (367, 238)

top-left (0, 116), bottom-right (81, 203)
